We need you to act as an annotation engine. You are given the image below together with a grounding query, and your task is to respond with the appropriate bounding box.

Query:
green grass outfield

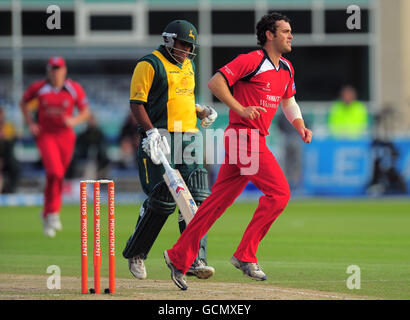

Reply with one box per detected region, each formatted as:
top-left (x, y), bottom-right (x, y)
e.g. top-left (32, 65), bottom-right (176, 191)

top-left (1, 199), bottom-right (410, 299)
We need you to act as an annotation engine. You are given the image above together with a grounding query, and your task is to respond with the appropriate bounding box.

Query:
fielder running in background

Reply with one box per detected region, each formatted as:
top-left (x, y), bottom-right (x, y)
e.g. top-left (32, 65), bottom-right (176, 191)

top-left (122, 20), bottom-right (217, 280)
top-left (20, 56), bottom-right (90, 237)
top-left (164, 12), bottom-right (313, 290)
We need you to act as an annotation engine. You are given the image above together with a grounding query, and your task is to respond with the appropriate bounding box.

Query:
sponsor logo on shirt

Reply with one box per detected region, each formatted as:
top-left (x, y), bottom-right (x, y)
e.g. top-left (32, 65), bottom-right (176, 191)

top-left (259, 94), bottom-right (281, 109)
top-left (44, 106), bottom-right (65, 116)
top-left (265, 95), bottom-right (281, 102)
top-left (174, 75), bottom-right (194, 95)
top-left (262, 82), bottom-right (271, 92)
top-left (132, 85), bottom-right (145, 99)
top-left (224, 66), bottom-right (234, 76)
top-left (133, 92), bottom-right (145, 98)
top-left (180, 77), bottom-right (189, 86)
top-left (175, 88), bottom-right (194, 95)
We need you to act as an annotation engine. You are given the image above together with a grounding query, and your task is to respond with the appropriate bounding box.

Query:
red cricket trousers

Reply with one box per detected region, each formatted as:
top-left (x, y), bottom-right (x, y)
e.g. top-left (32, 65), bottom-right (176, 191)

top-left (167, 125), bottom-right (291, 273)
top-left (36, 129), bottom-right (76, 217)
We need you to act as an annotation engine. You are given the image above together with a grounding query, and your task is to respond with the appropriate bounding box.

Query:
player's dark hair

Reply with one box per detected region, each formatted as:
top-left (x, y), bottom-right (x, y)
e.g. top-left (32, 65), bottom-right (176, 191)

top-left (256, 12), bottom-right (291, 46)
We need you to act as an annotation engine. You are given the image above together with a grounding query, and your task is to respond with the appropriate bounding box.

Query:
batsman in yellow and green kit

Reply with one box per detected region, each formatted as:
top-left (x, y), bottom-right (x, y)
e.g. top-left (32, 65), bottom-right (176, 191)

top-left (122, 20), bottom-right (218, 280)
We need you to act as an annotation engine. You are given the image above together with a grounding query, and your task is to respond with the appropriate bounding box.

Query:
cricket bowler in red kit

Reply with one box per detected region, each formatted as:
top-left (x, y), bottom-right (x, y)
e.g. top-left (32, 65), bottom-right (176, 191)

top-left (20, 56), bottom-right (90, 237)
top-left (164, 12), bottom-right (313, 290)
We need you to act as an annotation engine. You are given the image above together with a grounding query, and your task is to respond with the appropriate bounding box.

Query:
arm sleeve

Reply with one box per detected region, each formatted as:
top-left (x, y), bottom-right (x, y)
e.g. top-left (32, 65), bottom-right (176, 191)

top-left (73, 82), bottom-right (88, 110)
top-left (281, 96), bottom-right (303, 123)
top-left (22, 81), bottom-right (43, 102)
top-left (129, 61), bottom-right (155, 104)
top-left (218, 52), bottom-right (259, 87)
top-left (283, 64), bottom-right (296, 99)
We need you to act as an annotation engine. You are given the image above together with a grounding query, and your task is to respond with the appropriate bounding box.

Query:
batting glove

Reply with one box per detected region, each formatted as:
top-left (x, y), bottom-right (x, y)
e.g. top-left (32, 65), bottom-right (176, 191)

top-left (196, 104), bottom-right (218, 128)
top-left (142, 128), bottom-right (170, 165)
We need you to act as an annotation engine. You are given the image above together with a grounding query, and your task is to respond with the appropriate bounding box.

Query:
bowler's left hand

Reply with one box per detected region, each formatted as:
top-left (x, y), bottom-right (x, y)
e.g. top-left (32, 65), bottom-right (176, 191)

top-left (298, 127), bottom-right (313, 143)
top-left (64, 116), bottom-right (76, 128)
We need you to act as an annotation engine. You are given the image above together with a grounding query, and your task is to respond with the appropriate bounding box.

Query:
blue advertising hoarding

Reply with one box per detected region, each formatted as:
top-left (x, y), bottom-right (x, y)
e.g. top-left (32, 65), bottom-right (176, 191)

top-left (302, 138), bottom-right (410, 196)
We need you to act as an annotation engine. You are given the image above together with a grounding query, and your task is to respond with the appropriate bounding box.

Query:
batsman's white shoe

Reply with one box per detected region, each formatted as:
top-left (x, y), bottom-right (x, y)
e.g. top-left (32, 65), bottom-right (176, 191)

top-left (128, 255), bottom-right (147, 279)
top-left (230, 256), bottom-right (267, 281)
top-left (40, 214), bottom-right (56, 238)
top-left (48, 213), bottom-right (62, 231)
top-left (186, 259), bottom-right (215, 279)
top-left (164, 250), bottom-right (188, 291)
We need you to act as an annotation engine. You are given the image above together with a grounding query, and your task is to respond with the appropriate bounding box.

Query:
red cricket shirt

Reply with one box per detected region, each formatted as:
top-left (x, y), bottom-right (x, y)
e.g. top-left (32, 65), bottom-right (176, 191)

top-left (22, 79), bottom-right (88, 133)
top-left (218, 49), bottom-right (296, 136)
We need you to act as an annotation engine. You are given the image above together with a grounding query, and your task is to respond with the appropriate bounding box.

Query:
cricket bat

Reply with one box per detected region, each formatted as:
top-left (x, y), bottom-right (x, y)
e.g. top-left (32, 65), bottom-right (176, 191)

top-left (158, 150), bottom-right (197, 224)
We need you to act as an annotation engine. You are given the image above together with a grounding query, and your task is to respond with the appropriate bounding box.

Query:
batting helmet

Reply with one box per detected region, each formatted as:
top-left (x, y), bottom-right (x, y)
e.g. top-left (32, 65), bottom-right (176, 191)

top-left (162, 20), bottom-right (199, 61)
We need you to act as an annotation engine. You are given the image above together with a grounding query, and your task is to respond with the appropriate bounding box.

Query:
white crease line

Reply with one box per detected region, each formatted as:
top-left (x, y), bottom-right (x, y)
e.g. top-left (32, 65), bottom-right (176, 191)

top-left (265, 287), bottom-right (365, 300)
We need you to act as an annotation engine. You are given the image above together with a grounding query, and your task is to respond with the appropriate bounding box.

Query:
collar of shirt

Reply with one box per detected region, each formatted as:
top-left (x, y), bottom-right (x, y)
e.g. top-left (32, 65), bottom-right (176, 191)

top-left (158, 45), bottom-right (183, 68)
top-left (261, 48), bottom-right (279, 71)
top-left (45, 79), bottom-right (70, 93)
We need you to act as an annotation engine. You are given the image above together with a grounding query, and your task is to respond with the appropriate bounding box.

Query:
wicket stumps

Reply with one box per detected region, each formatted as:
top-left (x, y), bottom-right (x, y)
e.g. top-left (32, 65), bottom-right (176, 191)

top-left (80, 180), bottom-right (115, 294)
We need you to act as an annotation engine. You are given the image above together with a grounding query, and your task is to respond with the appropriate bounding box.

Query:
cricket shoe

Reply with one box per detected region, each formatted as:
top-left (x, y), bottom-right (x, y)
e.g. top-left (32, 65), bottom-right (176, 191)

top-left (163, 250), bottom-right (188, 290)
top-left (230, 256), bottom-right (267, 281)
top-left (128, 255), bottom-right (147, 279)
top-left (186, 259), bottom-right (215, 279)
top-left (47, 213), bottom-right (62, 231)
top-left (40, 213), bottom-right (56, 238)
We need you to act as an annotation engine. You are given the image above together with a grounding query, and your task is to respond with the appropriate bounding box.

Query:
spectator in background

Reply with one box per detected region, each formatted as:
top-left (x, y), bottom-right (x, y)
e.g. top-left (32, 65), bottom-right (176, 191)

top-left (118, 113), bottom-right (139, 169)
top-left (277, 110), bottom-right (302, 189)
top-left (20, 56), bottom-right (90, 237)
top-left (328, 85), bottom-right (369, 139)
top-left (68, 114), bottom-right (110, 178)
top-left (0, 106), bottom-right (20, 193)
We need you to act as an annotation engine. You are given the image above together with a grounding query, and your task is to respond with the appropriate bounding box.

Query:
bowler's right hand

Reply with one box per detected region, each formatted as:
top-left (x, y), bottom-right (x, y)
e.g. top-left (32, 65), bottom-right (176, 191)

top-left (142, 128), bottom-right (170, 165)
top-left (239, 106), bottom-right (267, 120)
top-left (29, 123), bottom-right (40, 137)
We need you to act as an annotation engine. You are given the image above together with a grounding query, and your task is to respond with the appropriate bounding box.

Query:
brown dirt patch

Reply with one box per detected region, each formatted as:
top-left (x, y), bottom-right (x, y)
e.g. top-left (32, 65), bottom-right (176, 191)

top-left (0, 273), bottom-right (371, 300)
